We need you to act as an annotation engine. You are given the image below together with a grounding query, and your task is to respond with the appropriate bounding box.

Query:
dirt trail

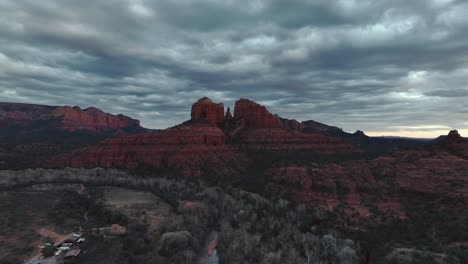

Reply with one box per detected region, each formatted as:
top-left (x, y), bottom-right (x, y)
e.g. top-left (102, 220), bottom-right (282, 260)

top-left (83, 211), bottom-right (88, 226)
top-left (78, 184), bottom-right (85, 193)
top-left (78, 184), bottom-right (89, 227)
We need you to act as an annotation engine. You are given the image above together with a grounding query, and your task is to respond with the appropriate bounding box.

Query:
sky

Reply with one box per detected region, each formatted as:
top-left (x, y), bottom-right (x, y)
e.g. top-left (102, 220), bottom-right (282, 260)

top-left (0, 0), bottom-right (467, 137)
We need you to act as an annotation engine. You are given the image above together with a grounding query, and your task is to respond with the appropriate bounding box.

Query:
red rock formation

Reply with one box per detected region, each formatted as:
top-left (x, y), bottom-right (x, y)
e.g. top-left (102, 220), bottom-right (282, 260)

top-left (0, 102), bottom-right (142, 132)
top-left (267, 145), bottom-right (468, 220)
top-left (301, 120), bottom-right (344, 135)
top-left (33, 99), bottom-right (468, 226)
top-left (435, 130), bottom-right (468, 158)
top-left (0, 102), bottom-right (146, 169)
top-left (191, 97), bottom-right (225, 125)
top-left (52, 106), bottom-right (141, 132)
top-left (266, 163), bottom-right (381, 215)
top-left (443, 130), bottom-right (465, 144)
top-left (49, 123), bottom-right (248, 177)
top-left (233, 99), bottom-right (283, 128)
top-left (225, 107), bottom-right (232, 120)
top-left (353, 130), bottom-right (368, 137)
top-left (280, 117), bottom-right (303, 131)
top-left (50, 97), bottom-right (361, 172)
top-left (236, 128), bottom-right (357, 151)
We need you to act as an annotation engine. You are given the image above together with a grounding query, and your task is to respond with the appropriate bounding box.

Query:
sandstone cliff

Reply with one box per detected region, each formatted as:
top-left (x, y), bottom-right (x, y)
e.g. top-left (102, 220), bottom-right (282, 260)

top-left (0, 102), bottom-right (143, 132)
top-left (190, 97), bottom-right (225, 125)
top-left (233, 99), bottom-right (283, 128)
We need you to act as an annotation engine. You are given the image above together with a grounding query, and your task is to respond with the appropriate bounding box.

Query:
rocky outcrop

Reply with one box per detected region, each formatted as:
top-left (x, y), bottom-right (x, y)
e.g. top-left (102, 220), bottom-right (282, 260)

top-left (0, 102), bottom-right (143, 132)
top-left (443, 130), bottom-right (465, 144)
top-left (49, 123), bottom-right (248, 177)
top-left (353, 130), bottom-right (368, 137)
top-left (225, 99), bottom-right (357, 151)
top-left (266, 163), bottom-right (380, 216)
top-left (6, 98), bottom-right (466, 229)
top-left (0, 103), bottom-right (53, 121)
top-left (0, 102), bottom-right (146, 169)
top-left (233, 99), bottom-right (283, 128)
top-left (435, 130), bottom-right (468, 158)
top-left (191, 97), bottom-right (225, 125)
top-left (301, 120), bottom-right (345, 136)
top-left (225, 107), bottom-right (232, 120)
top-left (49, 97), bottom-right (361, 173)
top-left (267, 147), bottom-right (468, 218)
top-left (280, 117), bottom-right (303, 131)
top-left (52, 106), bottom-right (141, 132)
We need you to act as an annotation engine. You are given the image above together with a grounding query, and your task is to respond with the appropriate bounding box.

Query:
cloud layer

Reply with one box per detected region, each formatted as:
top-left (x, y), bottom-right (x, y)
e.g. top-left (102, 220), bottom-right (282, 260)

top-left (1, 0), bottom-right (467, 136)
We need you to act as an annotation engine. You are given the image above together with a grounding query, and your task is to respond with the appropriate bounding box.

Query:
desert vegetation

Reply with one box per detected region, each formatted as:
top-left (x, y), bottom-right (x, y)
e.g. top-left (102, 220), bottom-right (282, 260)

top-left (0, 168), bottom-right (361, 263)
top-left (1, 168), bottom-right (466, 263)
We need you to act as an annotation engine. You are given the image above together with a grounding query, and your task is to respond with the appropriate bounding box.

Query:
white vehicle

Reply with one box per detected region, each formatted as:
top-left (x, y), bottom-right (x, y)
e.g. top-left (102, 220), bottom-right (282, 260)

top-left (59, 246), bottom-right (71, 251)
top-left (55, 249), bottom-right (62, 256)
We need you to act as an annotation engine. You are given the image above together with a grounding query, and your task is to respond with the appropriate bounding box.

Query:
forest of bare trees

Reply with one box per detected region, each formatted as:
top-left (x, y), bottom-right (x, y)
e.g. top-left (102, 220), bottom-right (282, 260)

top-left (0, 168), bottom-right (360, 263)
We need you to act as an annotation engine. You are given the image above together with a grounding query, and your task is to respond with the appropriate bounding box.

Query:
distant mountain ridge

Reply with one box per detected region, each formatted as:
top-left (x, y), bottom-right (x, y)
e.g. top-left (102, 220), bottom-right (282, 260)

top-left (0, 102), bottom-right (144, 132)
top-left (0, 102), bottom-right (148, 169)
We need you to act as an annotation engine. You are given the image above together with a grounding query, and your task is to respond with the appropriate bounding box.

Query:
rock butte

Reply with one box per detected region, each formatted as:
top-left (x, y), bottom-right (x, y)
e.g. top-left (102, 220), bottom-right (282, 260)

top-left (233, 98), bottom-right (283, 128)
top-left (191, 97), bottom-right (225, 125)
top-left (50, 97), bottom-right (358, 175)
top-left (3, 98), bottom-right (468, 218)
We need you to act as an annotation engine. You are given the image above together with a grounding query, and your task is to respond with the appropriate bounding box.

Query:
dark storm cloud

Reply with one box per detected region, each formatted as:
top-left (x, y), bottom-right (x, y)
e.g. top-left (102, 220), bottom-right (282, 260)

top-left (1, 0), bottom-right (468, 136)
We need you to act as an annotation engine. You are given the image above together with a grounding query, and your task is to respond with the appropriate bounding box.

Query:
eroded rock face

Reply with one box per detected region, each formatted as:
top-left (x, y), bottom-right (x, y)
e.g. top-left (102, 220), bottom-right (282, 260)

top-left (444, 130), bottom-right (465, 144)
top-left (435, 130), bottom-right (468, 158)
top-left (0, 103), bottom-right (146, 169)
top-left (18, 98), bottom-right (465, 225)
top-left (267, 147), bottom-right (468, 219)
top-left (0, 102), bottom-right (142, 132)
top-left (225, 107), bottom-right (232, 120)
top-left (52, 106), bottom-right (141, 132)
top-left (301, 120), bottom-right (345, 136)
top-left (233, 99), bottom-right (283, 128)
top-left (49, 97), bottom-right (360, 174)
top-left (49, 123), bottom-right (248, 177)
top-left (353, 130), bottom-right (368, 137)
top-left (280, 118), bottom-right (303, 131)
top-left (191, 97), bottom-right (225, 125)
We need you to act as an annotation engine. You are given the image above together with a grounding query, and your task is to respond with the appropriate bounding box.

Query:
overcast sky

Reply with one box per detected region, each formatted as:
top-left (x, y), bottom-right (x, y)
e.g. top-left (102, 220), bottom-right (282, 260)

top-left (1, 0), bottom-right (467, 137)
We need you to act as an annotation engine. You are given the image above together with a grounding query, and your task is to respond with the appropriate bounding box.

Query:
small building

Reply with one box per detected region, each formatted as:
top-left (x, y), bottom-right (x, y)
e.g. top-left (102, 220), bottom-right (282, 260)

top-left (58, 246), bottom-right (71, 251)
top-left (54, 233), bottom-right (79, 247)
